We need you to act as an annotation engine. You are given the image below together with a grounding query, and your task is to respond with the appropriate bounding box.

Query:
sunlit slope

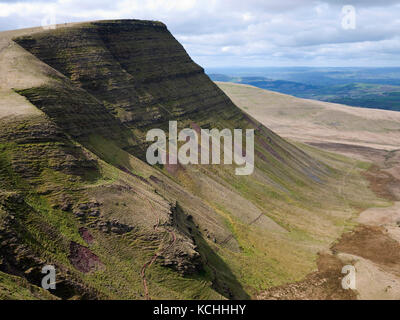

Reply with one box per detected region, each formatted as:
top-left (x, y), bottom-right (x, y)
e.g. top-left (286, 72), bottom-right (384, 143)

top-left (0, 21), bottom-right (383, 299)
top-left (216, 82), bottom-right (400, 151)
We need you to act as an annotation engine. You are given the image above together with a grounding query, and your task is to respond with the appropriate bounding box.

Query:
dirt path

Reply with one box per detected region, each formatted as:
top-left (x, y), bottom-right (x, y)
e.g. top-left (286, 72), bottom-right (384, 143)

top-left (258, 144), bottom-right (400, 300)
top-left (140, 201), bottom-right (177, 300)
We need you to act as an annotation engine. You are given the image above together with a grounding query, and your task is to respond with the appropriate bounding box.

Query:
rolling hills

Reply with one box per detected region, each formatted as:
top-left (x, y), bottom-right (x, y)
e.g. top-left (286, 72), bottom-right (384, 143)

top-left (216, 82), bottom-right (400, 151)
top-left (209, 73), bottom-right (400, 112)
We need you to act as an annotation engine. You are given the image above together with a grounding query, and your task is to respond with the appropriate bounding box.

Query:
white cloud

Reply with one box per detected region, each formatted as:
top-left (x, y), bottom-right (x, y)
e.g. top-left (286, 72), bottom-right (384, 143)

top-left (0, 0), bottom-right (399, 67)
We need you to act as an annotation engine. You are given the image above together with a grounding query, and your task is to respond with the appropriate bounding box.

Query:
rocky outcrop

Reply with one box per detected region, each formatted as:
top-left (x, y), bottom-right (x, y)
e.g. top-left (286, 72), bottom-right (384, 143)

top-left (0, 191), bottom-right (100, 299)
top-left (157, 203), bottom-right (203, 275)
top-left (158, 240), bottom-right (202, 275)
top-left (73, 200), bottom-right (102, 218)
top-left (90, 219), bottom-right (134, 235)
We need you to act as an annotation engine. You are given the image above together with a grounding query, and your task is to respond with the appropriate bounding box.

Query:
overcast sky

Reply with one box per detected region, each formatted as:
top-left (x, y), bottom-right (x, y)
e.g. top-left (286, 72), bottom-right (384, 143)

top-left (1, 0), bottom-right (400, 67)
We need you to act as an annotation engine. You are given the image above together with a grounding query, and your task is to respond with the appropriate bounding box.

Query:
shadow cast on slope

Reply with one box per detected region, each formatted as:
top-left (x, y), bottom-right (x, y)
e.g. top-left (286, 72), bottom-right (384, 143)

top-left (173, 203), bottom-right (251, 300)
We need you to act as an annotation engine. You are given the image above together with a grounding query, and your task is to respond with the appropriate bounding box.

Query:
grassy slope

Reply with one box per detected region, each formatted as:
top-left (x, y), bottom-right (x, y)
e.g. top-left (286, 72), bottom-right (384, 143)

top-left (216, 82), bottom-right (400, 151)
top-left (211, 75), bottom-right (400, 111)
top-left (0, 21), bottom-right (387, 299)
top-left (0, 271), bottom-right (58, 300)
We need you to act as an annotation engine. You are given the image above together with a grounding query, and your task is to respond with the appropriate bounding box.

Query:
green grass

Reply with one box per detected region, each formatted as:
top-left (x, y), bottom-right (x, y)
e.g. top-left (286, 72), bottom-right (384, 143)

top-left (0, 271), bottom-right (58, 300)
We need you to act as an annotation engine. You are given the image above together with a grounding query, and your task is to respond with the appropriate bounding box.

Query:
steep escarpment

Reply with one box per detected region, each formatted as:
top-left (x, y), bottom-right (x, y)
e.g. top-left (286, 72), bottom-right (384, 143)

top-left (14, 21), bottom-right (232, 130)
top-left (14, 20), bottom-right (329, 183)
top-left (0, 20), bottom-right (379, 300)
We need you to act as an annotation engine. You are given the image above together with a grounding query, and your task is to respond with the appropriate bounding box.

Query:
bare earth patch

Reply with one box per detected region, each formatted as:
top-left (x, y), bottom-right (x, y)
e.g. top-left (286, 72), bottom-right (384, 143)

top-left (333, 225), bottom-right (400, 271)
top-left (68, 241), bottom-right (104, 273)
top-left (257, 253), bottom-right (356, 300)
top-left (78, 227), bottom-right (94, 245)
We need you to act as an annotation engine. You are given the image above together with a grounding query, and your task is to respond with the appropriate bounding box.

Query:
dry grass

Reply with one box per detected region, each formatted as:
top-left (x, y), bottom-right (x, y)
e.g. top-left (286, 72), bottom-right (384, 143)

top-left (217, 82), bottom-right (400, 150)
top-left (0, 35), bottom-right (51, 119)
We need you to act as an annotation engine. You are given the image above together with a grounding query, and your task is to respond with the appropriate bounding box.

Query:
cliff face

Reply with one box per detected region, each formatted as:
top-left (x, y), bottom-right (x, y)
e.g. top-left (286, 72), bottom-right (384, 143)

top-left (14, 20), bottom-right (326, 176)
top-left (0, 20), bottom-right (366, 300)
top-left (15, 20), bottom-right (237, 130)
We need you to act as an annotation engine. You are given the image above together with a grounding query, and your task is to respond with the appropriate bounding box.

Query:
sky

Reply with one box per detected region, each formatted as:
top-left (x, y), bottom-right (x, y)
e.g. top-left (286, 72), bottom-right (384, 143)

top-left (0, 0), bottom-right (400, 68)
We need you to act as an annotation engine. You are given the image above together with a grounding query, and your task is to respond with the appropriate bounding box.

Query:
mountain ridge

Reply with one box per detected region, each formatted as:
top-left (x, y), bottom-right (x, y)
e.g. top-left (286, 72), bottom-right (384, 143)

top-left (0, 20), bottom-right (381, 300)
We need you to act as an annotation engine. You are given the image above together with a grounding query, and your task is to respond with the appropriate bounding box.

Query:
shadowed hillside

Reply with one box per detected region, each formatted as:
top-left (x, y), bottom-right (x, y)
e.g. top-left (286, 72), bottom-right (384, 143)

top-left (0, 20), bottom-right (381, 300)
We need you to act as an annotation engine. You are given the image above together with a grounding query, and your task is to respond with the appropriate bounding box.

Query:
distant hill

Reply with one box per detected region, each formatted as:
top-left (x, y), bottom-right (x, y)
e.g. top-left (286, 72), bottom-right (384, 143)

top-left (216, 81), bottom-right (400, 150)
top-left (209, 74), bottom-right (319, 95)
top-left (208, 71), bottom-right (400, 112)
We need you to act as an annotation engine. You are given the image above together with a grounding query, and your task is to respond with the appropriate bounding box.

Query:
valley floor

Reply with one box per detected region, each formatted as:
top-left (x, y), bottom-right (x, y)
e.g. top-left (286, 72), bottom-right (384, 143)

top-left (258, 145), bottom-right (400, 300)
top-left (218, 82), bottom-right (400, 300)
